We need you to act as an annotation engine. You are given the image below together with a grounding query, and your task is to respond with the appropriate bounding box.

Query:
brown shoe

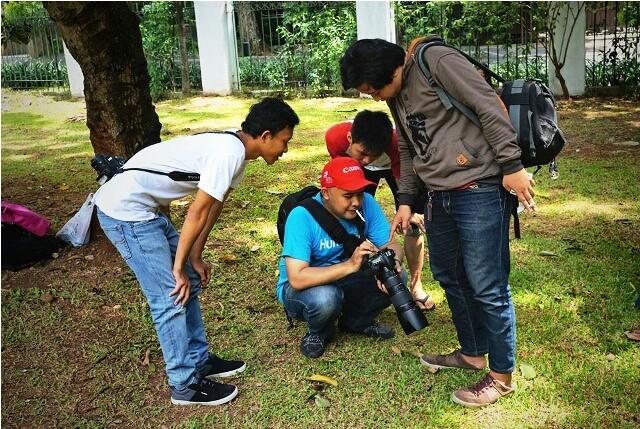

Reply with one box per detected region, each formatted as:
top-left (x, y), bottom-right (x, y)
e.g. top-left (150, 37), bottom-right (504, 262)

top-left (451, 374), bottom-right (515, 407)
top-left (420, 349), bottom-right (485, 371)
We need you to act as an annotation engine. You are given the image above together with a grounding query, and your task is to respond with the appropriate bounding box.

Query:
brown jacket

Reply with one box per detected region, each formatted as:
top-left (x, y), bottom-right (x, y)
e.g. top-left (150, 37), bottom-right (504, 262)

top-left (387, 43), bottom-right (523, 202)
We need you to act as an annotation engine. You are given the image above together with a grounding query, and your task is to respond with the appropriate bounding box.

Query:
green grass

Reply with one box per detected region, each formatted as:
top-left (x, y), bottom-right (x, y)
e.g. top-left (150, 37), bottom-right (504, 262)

top-left (1, 90), bottom-right (639, 428)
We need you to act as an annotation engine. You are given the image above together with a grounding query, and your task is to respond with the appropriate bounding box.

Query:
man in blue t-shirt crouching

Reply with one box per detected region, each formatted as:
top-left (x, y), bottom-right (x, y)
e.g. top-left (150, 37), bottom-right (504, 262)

top-left (276, 157), bottom-right (404, 358)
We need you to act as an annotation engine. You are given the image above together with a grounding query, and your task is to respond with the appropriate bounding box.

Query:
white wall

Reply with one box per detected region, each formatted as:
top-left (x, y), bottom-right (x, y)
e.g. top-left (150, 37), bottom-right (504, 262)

top-left (194, 1), bottom-right (238, 95)
top-left (63, 43), bottom-right (84, 97)
top-left (356, 1), bottom-right (396, 42)
top-left (548, 2), bottom-right (586, 96)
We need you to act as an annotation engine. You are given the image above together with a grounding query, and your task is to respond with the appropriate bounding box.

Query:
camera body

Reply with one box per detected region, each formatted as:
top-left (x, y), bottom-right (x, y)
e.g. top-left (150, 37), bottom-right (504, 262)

top-left (91, 154), bottom-right (126, 185)
top-left (366, 248), bottom-right (428, 335)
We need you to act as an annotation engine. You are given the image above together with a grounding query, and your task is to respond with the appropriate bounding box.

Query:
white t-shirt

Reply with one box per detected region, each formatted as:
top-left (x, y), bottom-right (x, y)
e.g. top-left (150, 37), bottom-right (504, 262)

top-left (94, 132), bottom-right (248, 221)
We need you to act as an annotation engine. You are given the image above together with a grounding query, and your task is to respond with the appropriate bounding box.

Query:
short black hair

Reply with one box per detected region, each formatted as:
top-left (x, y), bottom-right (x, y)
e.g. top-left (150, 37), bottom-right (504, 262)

top-left (351, 110), bottom-right (393, 155)
top-left (340, 38), bottom-right (405, 90)
top-left (242, 97), bottom-right (300, 138)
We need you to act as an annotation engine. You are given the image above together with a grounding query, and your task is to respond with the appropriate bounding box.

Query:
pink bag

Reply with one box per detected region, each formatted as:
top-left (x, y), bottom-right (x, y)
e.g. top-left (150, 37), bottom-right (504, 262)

top-left (1, 201), bottom-right (51, 237)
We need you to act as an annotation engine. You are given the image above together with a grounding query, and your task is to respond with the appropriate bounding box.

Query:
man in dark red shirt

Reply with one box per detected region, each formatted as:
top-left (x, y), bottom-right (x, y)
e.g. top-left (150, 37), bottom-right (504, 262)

top-left (325, 110), bottom-right (434, 311)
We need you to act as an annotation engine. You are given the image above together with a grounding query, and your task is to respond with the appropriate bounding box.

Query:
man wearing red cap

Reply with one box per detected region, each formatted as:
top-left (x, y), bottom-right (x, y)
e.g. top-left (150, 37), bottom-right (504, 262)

top-left (325, 110), bottom-right (434, 312)
top-left (276, 157), bottom-right (405, 358)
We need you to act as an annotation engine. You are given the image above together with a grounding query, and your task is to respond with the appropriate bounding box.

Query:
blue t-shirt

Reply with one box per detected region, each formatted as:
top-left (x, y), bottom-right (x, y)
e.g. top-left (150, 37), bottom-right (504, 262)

top-left (275, 192), bottom-right (390, 303)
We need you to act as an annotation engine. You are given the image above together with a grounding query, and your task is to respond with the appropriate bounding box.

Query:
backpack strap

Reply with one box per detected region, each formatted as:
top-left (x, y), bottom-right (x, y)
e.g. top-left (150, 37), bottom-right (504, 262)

top-left (415, 42), bottom-right (481, 128)
top-left (298, 198), bottom-right (365, 258)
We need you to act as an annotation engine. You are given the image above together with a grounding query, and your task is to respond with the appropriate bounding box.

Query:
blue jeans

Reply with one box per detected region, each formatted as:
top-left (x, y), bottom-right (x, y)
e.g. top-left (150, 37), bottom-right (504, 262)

top-left (425, 184), bottom-right (516, 373)
top-left (97, 208), bottom-right (209, 389)
top-left (282, 270), bottom-right (392, 338)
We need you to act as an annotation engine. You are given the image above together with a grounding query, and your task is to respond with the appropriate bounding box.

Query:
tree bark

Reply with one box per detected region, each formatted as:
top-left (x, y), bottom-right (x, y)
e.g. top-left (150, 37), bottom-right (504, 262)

top-left (235, 2), bottom-right (261, 56)
top-left (174, 1), bottom-right (191, 95)
top-left (44, 1), bottom-right (161, 158)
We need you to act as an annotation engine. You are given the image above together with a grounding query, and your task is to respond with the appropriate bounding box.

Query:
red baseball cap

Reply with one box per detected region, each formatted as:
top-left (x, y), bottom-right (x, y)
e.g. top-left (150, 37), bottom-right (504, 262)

top-left (320, 157), bottom-right (376, 192)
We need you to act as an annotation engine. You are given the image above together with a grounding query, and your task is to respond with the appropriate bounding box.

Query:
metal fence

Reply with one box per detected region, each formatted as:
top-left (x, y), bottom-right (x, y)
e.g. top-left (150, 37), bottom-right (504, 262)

top-left (1, 12), bottom-right (68, 92)
top-left (585, 2), bottom-right (639, 91)
top-left (233, 1), bottom-right (357, 96)
top-left (394, 2), bottom-right (550, 83)
top-left (1, 1), bottom-right (203, 95)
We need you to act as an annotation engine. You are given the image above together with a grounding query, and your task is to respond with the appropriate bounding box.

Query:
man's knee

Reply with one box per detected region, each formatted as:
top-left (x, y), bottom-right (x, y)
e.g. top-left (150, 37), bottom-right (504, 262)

top-left (305, 285), bottom-right (344, 322)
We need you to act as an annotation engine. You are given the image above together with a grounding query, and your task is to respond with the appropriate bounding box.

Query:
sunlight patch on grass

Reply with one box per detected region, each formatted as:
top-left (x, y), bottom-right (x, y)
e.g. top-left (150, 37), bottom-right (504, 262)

top-left (543, 198), bottom-right (629, 218)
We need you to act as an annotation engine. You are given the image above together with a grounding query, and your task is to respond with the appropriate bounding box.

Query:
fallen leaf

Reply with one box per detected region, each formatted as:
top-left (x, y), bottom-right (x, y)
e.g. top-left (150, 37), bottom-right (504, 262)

top-left (250, 245), bottom-right (260, 252)
top-left (41, 293), bottom-right (55, 303)
top-left (240, 201), bottom-right (250, 208)
top-left (520, 363), bottom-right (536, 380)
top-left (142, 349), bottom-right (150, 366)
top-left (391, 346), bottom-right (402, 355)
top-left (266, 189), bottom-right (283, 195)
top-left (606, 353), bottom-right (616, 361)
top-left (52, 253), bottom-right (59, 259)
top-left (624, 330), bottom-right (640, 341)
top-left (58, 184), bottom-right (69, 191)
top-left (307, 374), bottom-right (338, 386)
top-left (314, 394), bottom-right (330, 408)
top-left (539, 251), bottom-right (557, 257)
top-left (113, 304), bottom-right (122, 310)
top-left (219, 255), bottom-right (239, 263)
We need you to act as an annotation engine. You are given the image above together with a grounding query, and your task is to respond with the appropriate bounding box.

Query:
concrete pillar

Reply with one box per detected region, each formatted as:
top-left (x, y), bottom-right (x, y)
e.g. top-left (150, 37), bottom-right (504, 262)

top-left (194, 1), bottom-right (238, 95)
top-left (548, 2), bottom-right (586, 96)
top-left (356, 1), bottom-right (396, 43)
top-left (63, 42), bottom-right (84, 97)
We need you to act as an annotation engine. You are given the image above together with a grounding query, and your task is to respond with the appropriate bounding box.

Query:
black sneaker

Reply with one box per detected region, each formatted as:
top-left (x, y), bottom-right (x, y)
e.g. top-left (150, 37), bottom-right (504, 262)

top-left (201, 354), bottom-right (247, 379)
top-left (300, 333), bottom-right (325, 358)
top-left (340, 321), bottom-right (395, 339)
top-left (170, 378), bottom-right (238, 406)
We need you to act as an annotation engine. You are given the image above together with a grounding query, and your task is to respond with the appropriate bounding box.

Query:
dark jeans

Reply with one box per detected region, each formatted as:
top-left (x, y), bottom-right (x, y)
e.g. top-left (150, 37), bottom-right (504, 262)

top-left (282, 270), bottom-right (391, 339)
top-left (425, 183), bottom-right (516, 373)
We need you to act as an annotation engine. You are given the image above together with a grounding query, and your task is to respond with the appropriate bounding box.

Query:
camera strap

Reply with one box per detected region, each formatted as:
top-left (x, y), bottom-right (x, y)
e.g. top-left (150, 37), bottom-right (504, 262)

top-left (298, 198), bottom-right (365, 258)
top-left (116, 131), bottom-right (243, 182)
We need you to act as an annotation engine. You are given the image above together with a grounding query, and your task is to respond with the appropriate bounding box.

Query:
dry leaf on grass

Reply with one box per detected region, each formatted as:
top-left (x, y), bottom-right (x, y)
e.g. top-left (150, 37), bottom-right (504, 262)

top-left (219, 255), bottom-right (239, 263)
top-left (142, 349), bottom-right (150, 366)
top-left (520, 363), bottom-right (536, 380)
top-left (624, 330), bottom-right (640, 341)
top-left (307, 374), bottom-right (338, 386)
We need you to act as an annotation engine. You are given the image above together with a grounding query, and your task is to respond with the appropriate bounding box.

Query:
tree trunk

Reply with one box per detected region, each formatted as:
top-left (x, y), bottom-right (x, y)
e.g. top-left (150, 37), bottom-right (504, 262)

top-left (235, 2), bottom-right (261, 56)
top-left (44, 1), bottom-right (161, 158)
top-left (174, 1), bottom-right (191, 95)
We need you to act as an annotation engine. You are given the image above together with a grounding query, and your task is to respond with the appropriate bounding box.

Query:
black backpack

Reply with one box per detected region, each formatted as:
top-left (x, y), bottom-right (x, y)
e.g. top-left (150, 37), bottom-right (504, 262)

top-left (276, 185), bottom-right (365, 258)
top-left (415, 37), bottom-right (566, 176)
top-left (1, 223), bottom-right (64, 271)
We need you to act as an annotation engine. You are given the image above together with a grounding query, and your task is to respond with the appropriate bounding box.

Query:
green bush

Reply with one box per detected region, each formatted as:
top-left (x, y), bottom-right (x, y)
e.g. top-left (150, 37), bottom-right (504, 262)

top-left (1, 58), bottom-right (68, 89)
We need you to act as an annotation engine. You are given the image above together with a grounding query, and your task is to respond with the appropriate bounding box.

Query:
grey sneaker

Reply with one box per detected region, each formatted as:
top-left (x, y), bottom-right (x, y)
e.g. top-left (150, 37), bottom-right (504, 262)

top-left (451, 373), bottom-right (515, 407)
top-left (300, 333), bottom-right (325, 358)
top-left (170, 378), bottom-right (238, 406)
top-left (420, 349), bottom-right (485, 371)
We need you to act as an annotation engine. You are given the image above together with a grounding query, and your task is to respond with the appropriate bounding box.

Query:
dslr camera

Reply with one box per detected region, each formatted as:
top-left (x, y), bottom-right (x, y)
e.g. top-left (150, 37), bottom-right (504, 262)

top-left (366, 248), bottom-right (428, 335)
top-left (91, 154), bottom-right (126, 185)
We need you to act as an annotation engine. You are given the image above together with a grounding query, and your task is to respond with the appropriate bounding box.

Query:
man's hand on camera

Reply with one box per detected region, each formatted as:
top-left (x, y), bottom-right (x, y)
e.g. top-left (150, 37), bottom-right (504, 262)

top-left (348, 240), bottom-right (377, 273)
top-left (170, 267), bottom-right (191, 306)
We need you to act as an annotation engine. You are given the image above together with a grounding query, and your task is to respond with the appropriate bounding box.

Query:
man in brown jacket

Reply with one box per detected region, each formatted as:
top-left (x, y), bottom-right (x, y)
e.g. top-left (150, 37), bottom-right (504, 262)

top-left (340, 37), bottom-right (535, 407)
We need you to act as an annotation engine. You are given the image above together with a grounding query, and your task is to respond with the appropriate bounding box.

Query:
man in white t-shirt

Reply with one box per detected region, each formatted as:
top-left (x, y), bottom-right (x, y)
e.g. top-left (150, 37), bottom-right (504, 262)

top-left (94, 98), bottom-right (299, 406)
